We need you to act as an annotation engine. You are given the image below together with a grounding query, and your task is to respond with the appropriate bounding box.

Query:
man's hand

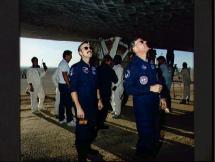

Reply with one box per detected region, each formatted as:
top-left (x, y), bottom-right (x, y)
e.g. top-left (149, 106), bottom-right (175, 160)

top-left (71, 92), bottom-right (85, 118)
top-left (77, 106), bottom-right (85, 119)
top-left (42, 62), bottom-right (48, 72)
top-left (98, 99), bottom-right (103, 110)
top-left (150, 84), bottom-right (163, 93)
top-left (160, 98), bottom-right (167, 110)
top-left (29, 85), bottom-right (34, 92)
top-left (112, 86), bottom-right (117, 91)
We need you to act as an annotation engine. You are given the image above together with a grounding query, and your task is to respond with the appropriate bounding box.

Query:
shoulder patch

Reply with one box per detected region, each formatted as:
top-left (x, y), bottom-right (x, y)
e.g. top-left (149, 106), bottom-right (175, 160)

top-left (125, 69), bottom-right (130, 78)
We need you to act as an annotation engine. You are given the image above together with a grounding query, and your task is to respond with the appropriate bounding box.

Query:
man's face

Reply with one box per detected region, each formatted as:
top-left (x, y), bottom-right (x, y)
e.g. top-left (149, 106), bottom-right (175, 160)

top-left (106, 59), bottom-right (112, 65)
top-left (79, 43), bottom-right (92, 59)
top-left (133, 38), bottom-right (150, 54)
top-left (66, 54), bottom-right (72, 63)
top-left (156, 59), bottom-right (162, 66)
top-left (33, 59), bottom-right (38, 67)
top-left (107, 60), bottom-right (114, 68)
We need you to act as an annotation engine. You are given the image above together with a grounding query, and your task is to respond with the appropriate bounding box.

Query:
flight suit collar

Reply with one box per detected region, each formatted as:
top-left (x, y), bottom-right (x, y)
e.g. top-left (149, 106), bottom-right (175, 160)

top-left (80, 59), bottom-right (91, 68)
top-left (132, 55), bottom-right (149, 65)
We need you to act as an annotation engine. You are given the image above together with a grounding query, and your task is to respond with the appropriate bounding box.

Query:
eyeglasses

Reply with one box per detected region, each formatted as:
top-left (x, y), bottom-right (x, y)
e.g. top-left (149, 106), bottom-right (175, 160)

top-left (82, 46), bottom-right (92, 50)
top-left (137, 40), bottom-right (146, 44)
top-left (130, 40), bottom-right (146, 49)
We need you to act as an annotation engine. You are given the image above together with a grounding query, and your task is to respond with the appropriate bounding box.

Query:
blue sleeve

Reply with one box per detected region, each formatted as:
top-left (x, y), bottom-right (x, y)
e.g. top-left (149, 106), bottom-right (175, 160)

top-left (69, 65), bottom-right (79, 93)
top-left (124, 65), bottom-right (150, 96)
top-left (160, 85), bottom-right (167, 99)
top-left (156, 67), bottom-right (167, 99)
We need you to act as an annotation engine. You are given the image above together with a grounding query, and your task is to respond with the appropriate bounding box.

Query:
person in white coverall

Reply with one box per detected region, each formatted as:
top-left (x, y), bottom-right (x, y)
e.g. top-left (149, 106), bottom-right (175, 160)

top-left (52, 68), bottom-right (60, 117)
top-left (27, 57), bottom-right (47, 113)
top-left (111, 55), bottom-right (124, 118)
top-left (180, 62), bottom-right (191, 104)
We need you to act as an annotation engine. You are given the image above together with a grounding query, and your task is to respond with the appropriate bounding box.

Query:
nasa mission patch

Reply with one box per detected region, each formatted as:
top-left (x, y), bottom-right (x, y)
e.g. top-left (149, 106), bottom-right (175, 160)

top-left (82, 67), bottom-right (89, 74)
top-left (139, 76), bottom-right (148, 85)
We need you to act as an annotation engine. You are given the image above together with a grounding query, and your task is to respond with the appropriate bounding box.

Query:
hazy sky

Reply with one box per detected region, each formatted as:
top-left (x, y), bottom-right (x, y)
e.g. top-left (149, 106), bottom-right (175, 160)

top-left (20, 37), bottom-right (194, 68)
top-left (155, 49), bottom-right (194, 68)
top-left (20, 38), bottom-right (81, 67)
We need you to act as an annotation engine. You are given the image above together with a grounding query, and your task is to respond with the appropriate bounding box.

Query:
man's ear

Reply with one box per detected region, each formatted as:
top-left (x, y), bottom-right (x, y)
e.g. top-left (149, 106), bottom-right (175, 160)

top-left (79, 51), bottom-right (82, 57)
top-left (133, 46), bottom-right (136, 53)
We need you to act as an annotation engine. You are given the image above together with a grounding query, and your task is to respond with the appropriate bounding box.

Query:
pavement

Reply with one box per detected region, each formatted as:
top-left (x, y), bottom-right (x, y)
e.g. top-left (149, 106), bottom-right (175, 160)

top-left (21, 94), bottom-right (194, 161)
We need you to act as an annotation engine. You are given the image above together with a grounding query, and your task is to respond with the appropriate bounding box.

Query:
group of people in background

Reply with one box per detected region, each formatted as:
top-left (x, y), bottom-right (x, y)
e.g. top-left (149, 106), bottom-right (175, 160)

top-left (25, 37), bottom-right (191, 162)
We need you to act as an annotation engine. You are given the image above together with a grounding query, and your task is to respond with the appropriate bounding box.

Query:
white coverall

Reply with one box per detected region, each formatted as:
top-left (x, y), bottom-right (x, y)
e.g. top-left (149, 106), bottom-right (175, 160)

top-left (181, 68), bottom-right (191, 100)
top-left (27, 67), bottom-right (46, 112)
top-left (52, 69), bottom-right (60, 116)
top-left (111, 64), bottom-right (124, 116)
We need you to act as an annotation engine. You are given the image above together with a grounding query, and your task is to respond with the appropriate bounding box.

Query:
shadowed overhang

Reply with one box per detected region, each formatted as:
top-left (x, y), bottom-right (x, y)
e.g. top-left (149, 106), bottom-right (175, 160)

top-left (20, 0), bottom-right (194, 52)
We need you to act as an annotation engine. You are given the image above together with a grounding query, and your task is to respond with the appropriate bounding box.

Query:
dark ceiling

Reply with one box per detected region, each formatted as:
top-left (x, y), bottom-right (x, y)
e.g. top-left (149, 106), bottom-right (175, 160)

top-left (20, 0), bottom-right (194, 51)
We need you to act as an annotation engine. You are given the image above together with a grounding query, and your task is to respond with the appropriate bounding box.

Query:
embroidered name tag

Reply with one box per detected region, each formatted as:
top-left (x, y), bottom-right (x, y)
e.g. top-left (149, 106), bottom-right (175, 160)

top-left (151, 64), bottom-right (155, 69)
top-left (142, 65), bottom-right (147, 70)
top-left (92, 67), bottom-right (96, 75)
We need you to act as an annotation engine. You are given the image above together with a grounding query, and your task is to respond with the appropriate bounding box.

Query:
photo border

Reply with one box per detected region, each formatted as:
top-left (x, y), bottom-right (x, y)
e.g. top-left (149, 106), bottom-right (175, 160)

top-left (0, 0), bottom-right (214, 161)
top-left (0, 0), bottom-right (20, 161)
top-left (194, 0), bottom-right (213, 161)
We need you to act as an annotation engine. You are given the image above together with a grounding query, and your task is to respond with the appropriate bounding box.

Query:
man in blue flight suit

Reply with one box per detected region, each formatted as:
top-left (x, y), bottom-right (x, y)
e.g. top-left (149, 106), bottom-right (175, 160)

top-left (124, 36), bottom-right (167, 158)
top-left (69, 41), bottom-right (103, 162)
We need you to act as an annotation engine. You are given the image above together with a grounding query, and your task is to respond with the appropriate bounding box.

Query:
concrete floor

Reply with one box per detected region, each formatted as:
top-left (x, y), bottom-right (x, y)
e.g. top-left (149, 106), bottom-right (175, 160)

top-left (21, 93), bottom-right (194, 162)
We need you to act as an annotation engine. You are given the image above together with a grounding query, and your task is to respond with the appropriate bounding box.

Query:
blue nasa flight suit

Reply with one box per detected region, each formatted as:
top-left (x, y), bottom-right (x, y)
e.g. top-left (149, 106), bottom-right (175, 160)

top-left (124, 55), bottom-right (161, 155)
top-left (69, 59), bottom-right (98, 160)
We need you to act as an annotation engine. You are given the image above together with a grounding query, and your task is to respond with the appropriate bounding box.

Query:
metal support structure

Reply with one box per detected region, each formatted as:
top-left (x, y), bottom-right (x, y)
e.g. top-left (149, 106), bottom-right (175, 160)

top-left (98, 36), bottom-right (129, 61)
top-left (98, 46), bottom-right (104, 61)
top-left (119, 41), bottom-right (128, 48)
top-left (109, 36), bottom-right (121, 58)
top-left (100, 39), bottom-right (109, 55)
top-left (122, 49), bottom-right (129, 61)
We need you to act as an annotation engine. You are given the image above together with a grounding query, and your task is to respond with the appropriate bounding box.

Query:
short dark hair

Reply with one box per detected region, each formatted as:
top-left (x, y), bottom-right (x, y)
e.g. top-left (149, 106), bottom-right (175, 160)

top-left (63, 50), bottom-right (72, 58)
top-left (182, 62), bottom-right (187, 68)
top-left (31, 57), bottom-right (38, 63)
top-left (129, 36), bottom-right (140, 52)
top-left (129, 34), bottom-right (150, 52)
top-left (157, 56), bottom-right (166, 62)
top-left (157, 56), bottom-right (166, 66)
top-left (113, 55), bottom-right (122, 65)
top-left (128, 51), bottom-right (136, 59)
top-left (102, 55), bottom-right (113, 65)
top-left (78, 41), bottom-right (90, 52)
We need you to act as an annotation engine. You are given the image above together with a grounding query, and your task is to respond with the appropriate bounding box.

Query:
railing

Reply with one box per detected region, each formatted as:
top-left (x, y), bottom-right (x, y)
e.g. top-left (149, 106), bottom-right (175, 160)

top-left (171, 80), bottom-right (194, 101)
